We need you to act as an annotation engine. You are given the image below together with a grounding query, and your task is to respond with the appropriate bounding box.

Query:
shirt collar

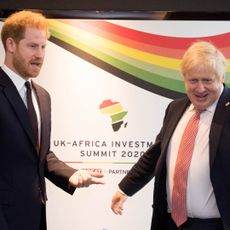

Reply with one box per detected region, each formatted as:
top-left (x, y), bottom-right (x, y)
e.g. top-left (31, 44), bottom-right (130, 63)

top-left (2, 64), bottom-right (28, 91)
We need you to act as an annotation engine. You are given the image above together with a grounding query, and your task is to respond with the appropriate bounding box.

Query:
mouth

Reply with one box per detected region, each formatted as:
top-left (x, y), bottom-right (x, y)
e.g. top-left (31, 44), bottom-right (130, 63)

top-left (30, 61), bottom-right (42, 69)
top-left (195, 93), bottom-right (208, 101)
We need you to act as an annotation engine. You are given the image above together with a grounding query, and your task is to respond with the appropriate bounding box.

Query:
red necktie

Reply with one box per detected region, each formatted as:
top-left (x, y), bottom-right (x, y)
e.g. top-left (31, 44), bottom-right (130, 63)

top-left (25, 81), bottom-right (39, 149)
top-left (171, 110), bottom-right (201, 227)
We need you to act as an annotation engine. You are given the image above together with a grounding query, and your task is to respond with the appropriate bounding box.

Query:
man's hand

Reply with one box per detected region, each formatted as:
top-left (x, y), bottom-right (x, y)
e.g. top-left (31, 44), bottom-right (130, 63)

top-left (69, 169), bottom-right (105, 188)
top-left (111, 191), bottom-right (127, 215)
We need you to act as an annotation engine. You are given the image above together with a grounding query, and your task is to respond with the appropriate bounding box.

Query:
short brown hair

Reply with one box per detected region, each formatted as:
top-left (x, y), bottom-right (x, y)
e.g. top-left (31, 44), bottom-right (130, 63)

top-left (1, 10), bottom-right (50, 50)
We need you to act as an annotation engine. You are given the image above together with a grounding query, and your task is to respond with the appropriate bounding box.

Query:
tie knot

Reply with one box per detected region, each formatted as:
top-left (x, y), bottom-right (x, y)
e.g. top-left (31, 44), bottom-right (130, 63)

top-left (195, 109), bottom-right (205, 118)
top-left (195, 110), bottom-right (201, 115)
top-left (25, 81), bottom-right (32, 91)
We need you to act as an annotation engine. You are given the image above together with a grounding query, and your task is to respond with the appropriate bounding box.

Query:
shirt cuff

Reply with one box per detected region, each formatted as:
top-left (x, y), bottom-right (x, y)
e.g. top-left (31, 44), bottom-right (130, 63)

top-left (118, 186), bottom-right (129, 197)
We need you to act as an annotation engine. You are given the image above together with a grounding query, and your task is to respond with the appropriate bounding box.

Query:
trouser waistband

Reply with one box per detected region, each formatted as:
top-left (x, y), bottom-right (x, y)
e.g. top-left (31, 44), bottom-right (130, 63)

top-left (187, 216), bottom-right (221, 223)
top-left (164, 213), bottom-right (223, 230)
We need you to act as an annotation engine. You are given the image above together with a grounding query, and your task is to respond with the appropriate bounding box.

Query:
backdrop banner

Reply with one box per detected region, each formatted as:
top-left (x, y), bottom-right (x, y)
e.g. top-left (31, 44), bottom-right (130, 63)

top-left (1, 19), bottom-right (230, 230)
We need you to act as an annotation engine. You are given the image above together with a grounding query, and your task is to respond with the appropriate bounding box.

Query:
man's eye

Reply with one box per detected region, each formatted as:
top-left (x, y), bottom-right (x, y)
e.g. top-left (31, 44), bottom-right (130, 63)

top-left (190, 79), bottom-right (197, 83)
top-left (203, 79), bottom-right (212, 83)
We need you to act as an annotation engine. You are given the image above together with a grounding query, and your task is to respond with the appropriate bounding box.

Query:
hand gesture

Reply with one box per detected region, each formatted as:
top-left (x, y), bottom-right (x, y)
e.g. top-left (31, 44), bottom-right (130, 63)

top-left (69, 169), bottom-right (105, 188)
top-left (111, 191), bottom-right (127, 215)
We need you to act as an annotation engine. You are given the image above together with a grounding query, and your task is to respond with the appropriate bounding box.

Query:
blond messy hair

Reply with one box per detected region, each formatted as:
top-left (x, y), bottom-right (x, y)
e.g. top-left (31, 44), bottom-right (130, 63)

top-left (181, 41), bottom-right (228, 78)
top-left (1, 10), bottom-right (50, 50)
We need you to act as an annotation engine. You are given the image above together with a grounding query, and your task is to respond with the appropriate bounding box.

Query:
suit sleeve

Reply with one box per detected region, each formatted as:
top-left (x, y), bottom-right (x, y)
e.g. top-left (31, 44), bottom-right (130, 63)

top-left (45, 151), bottom-right (77, 194)
top-left (35, 83), bottom-right (77, 194)
top-left (0, 206), bottom-right (9, 230)
top-left (118, 100), bottom-right (176, 196)
top-left (119, 132), bottom-right (162, 196)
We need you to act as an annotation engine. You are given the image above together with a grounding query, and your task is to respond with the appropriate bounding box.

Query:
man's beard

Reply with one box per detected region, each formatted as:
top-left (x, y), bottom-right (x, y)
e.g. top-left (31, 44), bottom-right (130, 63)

top-left (13, 53), bottom-right (42, 78)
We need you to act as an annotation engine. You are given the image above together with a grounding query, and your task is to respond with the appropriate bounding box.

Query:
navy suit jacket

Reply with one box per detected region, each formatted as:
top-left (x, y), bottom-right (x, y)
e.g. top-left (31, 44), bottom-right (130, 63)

top-left (119, 86), bottom-right (230, 230)
top-left (0, 68), bottom-right (76, 230)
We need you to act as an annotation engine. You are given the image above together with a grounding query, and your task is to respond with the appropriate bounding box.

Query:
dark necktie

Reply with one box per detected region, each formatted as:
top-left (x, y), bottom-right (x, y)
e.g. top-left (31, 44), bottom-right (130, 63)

top-left (25, 81), bottom-right (39, 149)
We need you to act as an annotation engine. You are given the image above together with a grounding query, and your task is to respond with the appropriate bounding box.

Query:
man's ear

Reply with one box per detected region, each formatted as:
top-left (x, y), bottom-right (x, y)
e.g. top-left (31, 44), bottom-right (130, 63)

top-left (6, 37), bottom-right (17, 53)
top-left (221, 75), bottom-right (225, 83)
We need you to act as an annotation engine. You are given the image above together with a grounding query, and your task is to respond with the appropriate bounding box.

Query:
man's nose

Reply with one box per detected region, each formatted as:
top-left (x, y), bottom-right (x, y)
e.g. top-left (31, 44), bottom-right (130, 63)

top-left (196, 81), bottom-right (205, 92)
top-left (35, 47), bottom-right (45, 58)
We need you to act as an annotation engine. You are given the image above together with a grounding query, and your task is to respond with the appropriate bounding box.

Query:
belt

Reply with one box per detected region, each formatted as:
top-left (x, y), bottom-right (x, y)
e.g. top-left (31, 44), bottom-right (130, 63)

top-left (186, 217), bottom-right (222, 224)
top-left (166, 213), bottom-right (223, 230)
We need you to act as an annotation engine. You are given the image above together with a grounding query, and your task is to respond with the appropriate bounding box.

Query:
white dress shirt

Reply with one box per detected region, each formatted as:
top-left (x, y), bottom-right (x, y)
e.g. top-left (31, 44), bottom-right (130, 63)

top-left (166, 86), bottom-right (223, 218)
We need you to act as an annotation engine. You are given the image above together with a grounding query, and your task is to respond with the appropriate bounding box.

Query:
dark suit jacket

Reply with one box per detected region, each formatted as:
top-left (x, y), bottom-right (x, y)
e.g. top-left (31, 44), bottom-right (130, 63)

top-left (0, 68), bottom-right (76, 230)
top-left (119, 86), bottom-right (230, 230)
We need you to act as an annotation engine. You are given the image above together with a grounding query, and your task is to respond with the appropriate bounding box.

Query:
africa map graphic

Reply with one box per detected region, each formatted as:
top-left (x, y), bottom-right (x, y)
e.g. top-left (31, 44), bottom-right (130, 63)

top-left (99, 99), bottom-right (128, 131)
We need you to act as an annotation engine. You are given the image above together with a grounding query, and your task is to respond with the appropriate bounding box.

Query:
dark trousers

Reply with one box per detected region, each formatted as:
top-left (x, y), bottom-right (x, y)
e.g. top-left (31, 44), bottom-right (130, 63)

top-left (39, 204), bottom-right (47, 230)
top-left (163, 213), bottom-right (224, 230)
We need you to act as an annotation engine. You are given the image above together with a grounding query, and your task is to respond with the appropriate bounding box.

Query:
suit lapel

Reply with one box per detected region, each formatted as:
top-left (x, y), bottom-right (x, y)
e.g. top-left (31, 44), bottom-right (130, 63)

top-left (209, 87), bottom-right (230, 168)
top-left (161, 98), bottom-right (190, 155)
top-left (32, 81), bottom-right (50, 157)
top-left (0, 68), bottom-right (37, 150)
top-left (155, 98), bottom-right (190, 175)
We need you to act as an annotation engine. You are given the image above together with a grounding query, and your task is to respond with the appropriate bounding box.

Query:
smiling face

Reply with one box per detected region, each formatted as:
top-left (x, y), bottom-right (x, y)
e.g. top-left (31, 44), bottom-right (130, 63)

top-left (6, 27), bottom-right (47, 79)
top-left (184, 70), bottom-right (224, 110)
top-left (181, 41), bottom-right (228, 110)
